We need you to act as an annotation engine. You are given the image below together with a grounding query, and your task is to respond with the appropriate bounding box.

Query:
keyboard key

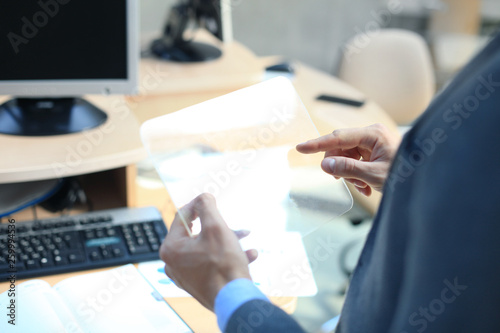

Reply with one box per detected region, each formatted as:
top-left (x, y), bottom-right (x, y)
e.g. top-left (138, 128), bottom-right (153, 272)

top-left (89, 217), bottom-right (100, 224)
top-left (40, 257), bottom-right (53, 268)
top-left (64, 220), bottom-right (76, 227)
top-left (111, 247), bottom-right (124, 258)
top-left (44, 222), bottom-right (55, 230)
top-left (26, 259), bottom-right (39, 270)
top-left (54, 256), bottom-right (68, 266)
top-left (64, 233), bottom-right (76, 243)
top-left (68, 252), bottom-right (85, 263)
top-left (41, 237), bottom-right (52, 245)
top-left (17, 226), bottom-right (28, 234)
top-left (101, 248), bottom-right (113, 259)
top-left (90, 250), bottom-right (102, 261)
top-left (106, 228), bottom-right (117, 236)
top-left (85, 230), bottom-right (96, 239)
top-left (128, 244), bottom-right (150, 255)
top-left (96, 229), bottom-right (106, 238)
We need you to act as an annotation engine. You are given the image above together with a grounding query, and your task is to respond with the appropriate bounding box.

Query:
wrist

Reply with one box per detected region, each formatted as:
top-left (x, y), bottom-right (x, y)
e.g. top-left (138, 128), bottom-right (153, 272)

top-left (214, 278), bottom-right (269, 332)
top-left (208, 271), bottom-right (252, 310)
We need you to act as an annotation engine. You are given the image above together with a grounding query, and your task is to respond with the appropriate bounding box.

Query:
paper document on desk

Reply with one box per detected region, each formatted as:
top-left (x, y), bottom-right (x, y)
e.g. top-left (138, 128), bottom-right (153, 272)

top-left (0, 265), bottom-right (192, 333)
top-left (141, 77), bottom-right (353, 237)
top-left (139, 231), bottom-right (317, 297)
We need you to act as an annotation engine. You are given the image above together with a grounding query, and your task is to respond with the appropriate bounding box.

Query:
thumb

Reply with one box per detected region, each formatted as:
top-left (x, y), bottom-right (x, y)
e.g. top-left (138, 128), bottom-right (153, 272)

top-left (322, 157), bottom-right (385, 188)
top-left (245, 249), bottom-right (259, 264)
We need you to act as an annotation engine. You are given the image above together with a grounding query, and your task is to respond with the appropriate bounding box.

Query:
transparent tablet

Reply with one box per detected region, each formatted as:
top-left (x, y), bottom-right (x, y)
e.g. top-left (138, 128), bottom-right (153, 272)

top-left (140, 77), bottom-right (352, 238)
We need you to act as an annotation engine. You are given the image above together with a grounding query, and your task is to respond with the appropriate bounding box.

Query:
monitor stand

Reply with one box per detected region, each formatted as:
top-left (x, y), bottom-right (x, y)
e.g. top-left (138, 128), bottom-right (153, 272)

top-left (150, 1), bottom-right (223, 63)
top-left (0, 97), bottom-right (107, 136)
top-left (151, 38), bottom-right (222, 63)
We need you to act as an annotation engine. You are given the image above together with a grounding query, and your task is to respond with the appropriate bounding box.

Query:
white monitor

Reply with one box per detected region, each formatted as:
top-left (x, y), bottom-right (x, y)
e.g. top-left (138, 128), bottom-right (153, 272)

top-left (0, 0), bottom-right (139, 136)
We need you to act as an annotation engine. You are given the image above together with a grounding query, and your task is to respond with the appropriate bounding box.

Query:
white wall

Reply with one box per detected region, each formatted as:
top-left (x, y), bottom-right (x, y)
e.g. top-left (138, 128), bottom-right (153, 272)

top-left (139, 0), bottom-right (175, 51)
top-left (140, 0), bottom-right (386, 73)
top-left (231, 0), bottom-right (385, 73)
top-left (139, 1), bottom-right (499, 73)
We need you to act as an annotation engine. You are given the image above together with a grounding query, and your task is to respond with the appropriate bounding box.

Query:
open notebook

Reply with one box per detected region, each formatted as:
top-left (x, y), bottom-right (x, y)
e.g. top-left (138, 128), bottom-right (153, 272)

top-left (0, 265), bottom-right (192, 333)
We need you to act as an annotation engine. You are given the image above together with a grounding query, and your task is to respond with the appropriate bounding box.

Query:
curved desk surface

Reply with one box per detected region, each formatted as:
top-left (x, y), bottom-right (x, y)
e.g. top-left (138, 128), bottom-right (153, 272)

top-left (0, 95), bottom-right (146, 185)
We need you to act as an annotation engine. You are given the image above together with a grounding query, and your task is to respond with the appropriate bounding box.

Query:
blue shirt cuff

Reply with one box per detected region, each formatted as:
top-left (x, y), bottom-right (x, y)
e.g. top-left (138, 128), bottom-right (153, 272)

top-left (214, 278), bottom-right (269, 332)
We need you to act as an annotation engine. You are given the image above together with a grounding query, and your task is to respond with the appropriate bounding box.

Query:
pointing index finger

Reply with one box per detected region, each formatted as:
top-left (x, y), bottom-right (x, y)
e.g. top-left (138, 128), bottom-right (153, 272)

top-left (296, 127), bottom-right (378, 154)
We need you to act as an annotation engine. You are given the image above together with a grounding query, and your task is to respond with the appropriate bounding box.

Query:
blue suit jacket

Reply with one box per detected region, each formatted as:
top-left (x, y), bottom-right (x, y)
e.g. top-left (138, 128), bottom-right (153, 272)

top-left (226, 31), bottom-right (500, 333)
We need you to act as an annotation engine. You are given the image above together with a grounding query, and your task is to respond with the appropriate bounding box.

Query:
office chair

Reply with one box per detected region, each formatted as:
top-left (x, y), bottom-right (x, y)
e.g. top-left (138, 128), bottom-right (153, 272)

top-left (338, 29), bottom-right (435, 125)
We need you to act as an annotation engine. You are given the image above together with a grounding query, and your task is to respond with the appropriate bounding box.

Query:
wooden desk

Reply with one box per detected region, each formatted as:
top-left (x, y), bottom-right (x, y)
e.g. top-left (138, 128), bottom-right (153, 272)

top-left (0, 95), bottom-right (146, 185)
top-left (0, 39), bottom-right (398, 332)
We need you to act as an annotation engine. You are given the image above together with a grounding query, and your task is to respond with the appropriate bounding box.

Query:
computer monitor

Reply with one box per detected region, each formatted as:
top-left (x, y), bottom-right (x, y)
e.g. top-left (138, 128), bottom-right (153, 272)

top-left (0, 0), bottom-right (139, 136)
top-left (150, 0), bottom-right (233, 62)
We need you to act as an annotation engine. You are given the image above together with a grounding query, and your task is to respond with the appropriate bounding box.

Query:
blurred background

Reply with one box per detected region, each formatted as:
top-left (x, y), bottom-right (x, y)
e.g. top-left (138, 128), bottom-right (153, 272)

top-left (139, 1), bottom-right (500, 331)
top-left (141, 0), bottom-right (500, 89)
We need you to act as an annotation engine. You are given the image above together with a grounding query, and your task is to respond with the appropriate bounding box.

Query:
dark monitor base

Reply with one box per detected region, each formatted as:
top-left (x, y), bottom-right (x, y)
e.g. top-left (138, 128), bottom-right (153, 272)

top-left (0, 97), bottom-right (107, 136)
top-left (151, 39), bottom-right (222, 63)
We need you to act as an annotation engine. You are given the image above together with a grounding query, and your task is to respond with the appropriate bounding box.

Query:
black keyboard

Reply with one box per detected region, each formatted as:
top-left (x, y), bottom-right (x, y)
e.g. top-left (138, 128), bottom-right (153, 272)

top-left (0, 207), bottom-right (168, 280)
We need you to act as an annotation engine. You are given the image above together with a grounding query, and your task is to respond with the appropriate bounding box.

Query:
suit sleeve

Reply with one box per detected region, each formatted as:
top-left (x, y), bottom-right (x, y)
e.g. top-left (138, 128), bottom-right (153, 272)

top-left (225, 299), bottom-right (306, 333)
top-left (385, 70), bottom-right (500, 332)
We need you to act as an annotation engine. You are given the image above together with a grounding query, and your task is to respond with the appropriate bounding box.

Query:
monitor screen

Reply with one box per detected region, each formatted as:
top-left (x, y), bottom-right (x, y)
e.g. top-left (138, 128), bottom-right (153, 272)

top-left (0, 0), bottom-right (138, 96)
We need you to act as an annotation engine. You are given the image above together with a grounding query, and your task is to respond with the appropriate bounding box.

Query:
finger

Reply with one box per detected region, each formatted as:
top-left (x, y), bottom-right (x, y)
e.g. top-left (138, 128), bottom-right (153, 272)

top-left (297, 127), bottom-right (379, 154)
top-left (321, 157), bottom-right (385, 186)
top-left (245, 249), bottom-right (259, 264)
top-left (323, 148), bottom-right (362, 162)
top-left (169, 201), bottom-right (198, 238)
top-left (355, 185), bottom-right (372, 197)
top-left (163, 264), bottom-right (183, 289)
top-left (233, 229), bottom-right (251, 240)
top-left (339, 148), bottom-right (362, 161)
top-left (191, 194), bottom-right (229, 234)
top-left (344, 178), bottom-right (368, 188)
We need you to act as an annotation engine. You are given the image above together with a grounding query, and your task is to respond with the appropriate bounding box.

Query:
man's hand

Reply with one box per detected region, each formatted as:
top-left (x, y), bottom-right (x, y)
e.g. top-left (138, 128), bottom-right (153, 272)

top-left (296, 124), bottom-right (401, 196)
top-left (160, 194), bottom-right (258, 311)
